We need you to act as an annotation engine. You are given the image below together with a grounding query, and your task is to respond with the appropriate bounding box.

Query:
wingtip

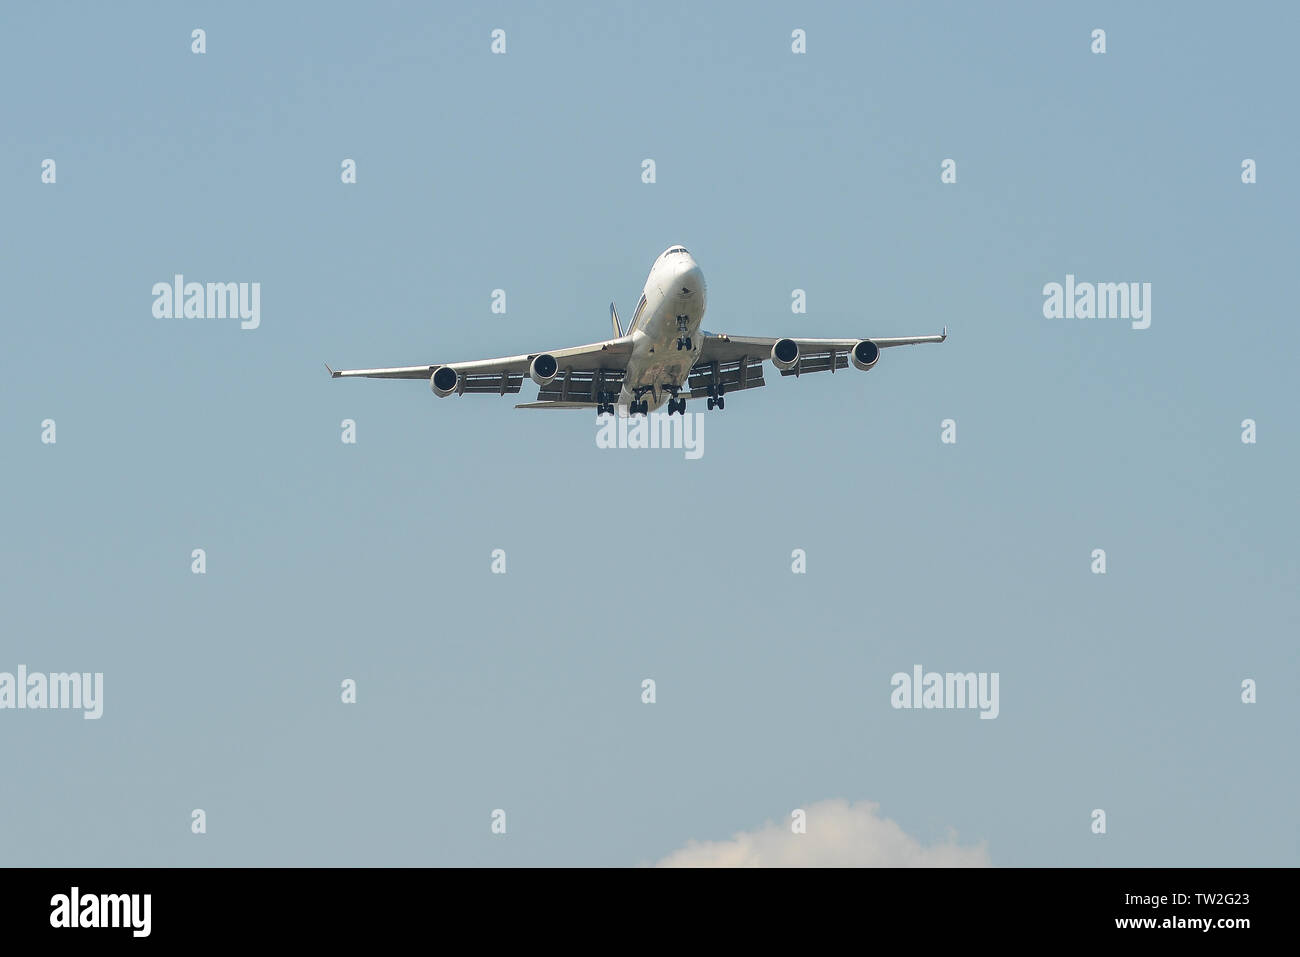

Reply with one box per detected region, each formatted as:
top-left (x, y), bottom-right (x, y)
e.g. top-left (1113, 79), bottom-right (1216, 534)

top-left (324, 363), bottom-right (337, 378)
top-left (940, 326), bottom-right (948, 342)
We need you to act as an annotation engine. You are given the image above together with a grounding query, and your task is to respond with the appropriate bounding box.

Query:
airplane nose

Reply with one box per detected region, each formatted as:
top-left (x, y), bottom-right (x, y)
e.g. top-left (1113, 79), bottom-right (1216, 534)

top-left (675, 260), bottom-right (704, 300)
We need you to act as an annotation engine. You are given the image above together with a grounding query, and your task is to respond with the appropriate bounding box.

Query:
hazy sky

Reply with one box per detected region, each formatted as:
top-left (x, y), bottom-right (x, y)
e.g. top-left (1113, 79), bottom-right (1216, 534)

top-left (2, 1), bottom-right (1296, 866)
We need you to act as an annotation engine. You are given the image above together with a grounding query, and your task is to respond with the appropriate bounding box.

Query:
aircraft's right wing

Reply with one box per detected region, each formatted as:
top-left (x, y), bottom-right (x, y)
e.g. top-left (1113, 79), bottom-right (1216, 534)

top-left (327, 336), bottom-right (635, 400)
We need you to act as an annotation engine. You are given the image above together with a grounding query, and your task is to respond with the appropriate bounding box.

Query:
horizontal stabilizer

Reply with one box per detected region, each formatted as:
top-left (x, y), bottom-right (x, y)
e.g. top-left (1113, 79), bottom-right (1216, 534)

top-left (515, 400), bottom-right (600, 410)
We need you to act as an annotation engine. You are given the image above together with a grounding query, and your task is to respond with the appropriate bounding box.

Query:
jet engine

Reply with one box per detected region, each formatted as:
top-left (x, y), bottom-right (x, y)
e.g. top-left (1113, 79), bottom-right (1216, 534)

top-left (431, 366), bottom-right (460, 397)
top-left (851, 339), bottom-right (880, 372)
top-left (529, 353), bottom-right (559, 387)
top-left (771, 337), bottom-right (800, 371)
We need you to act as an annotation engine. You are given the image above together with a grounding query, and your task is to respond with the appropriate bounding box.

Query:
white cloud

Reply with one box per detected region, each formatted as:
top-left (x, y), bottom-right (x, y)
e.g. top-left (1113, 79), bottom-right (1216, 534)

top-left (655, 798), bottom-right (989, 867)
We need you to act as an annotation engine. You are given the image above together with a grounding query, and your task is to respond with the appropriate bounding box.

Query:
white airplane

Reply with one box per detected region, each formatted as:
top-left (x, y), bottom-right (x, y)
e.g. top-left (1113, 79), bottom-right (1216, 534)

top-left (327, 245), bottom-right (946, 414)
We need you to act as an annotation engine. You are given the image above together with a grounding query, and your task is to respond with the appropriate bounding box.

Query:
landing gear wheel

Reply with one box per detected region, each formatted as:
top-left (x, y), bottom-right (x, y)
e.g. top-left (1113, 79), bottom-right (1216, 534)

top-left (716, 397), bottom-right (725, 410)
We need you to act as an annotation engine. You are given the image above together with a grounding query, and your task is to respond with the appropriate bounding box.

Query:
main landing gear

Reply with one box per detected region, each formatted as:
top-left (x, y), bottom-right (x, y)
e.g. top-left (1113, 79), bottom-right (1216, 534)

top-left (605, 387), bottom-right (693, 416)
top-left (661, 384), bottom-right (690, 415)
top-left (626, 386), bottom-right (651, 416)
top-left (706, 383), bottom-right (726, 411)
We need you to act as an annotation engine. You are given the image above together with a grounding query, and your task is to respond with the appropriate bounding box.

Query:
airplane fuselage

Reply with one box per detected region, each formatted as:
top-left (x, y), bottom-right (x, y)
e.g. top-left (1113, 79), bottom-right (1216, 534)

top-left (617, 246), bottom-right (706, 412)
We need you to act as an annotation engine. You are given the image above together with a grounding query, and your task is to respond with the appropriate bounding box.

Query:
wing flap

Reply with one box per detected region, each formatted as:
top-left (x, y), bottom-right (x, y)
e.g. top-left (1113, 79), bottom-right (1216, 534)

top-left (779, 352), bottom-right (849, 377)
top-left (535, 367), bottom-right (627, 403)
top-left (687, 356), bottom-right (767, 398)
top-left (460, 372), bottom-right (525, 395)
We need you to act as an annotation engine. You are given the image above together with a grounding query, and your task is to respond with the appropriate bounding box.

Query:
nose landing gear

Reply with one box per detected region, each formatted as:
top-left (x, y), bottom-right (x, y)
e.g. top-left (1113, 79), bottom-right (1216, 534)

top-left (675, 315), bottom-right (693, 351)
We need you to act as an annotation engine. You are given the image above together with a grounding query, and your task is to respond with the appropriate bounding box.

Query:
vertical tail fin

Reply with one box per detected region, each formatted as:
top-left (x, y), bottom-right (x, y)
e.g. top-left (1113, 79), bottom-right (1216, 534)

top-left (610, 302), bottom-right (622, 338)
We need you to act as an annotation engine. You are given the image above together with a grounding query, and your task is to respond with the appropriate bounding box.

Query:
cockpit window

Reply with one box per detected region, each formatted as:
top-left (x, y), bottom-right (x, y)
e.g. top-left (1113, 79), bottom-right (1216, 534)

top-left (662, 246), bottom-right (689, 257)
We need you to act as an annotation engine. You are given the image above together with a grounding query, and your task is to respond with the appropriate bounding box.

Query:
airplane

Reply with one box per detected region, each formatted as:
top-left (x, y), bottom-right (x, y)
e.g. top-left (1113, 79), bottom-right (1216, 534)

top-left (326, 245), bottom-right (946, 415)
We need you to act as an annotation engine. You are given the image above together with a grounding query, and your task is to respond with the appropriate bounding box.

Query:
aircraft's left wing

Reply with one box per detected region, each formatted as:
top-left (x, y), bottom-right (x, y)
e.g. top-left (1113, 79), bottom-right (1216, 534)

top-left (690, 329), bottom-right (946, 398)
top-left (327, 336), bottom-right (635, 399)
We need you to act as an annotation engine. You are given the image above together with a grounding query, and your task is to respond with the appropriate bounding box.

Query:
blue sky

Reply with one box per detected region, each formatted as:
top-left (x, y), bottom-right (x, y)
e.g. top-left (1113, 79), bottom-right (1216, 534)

top-left (2, 1), bottom-right (1296, 865)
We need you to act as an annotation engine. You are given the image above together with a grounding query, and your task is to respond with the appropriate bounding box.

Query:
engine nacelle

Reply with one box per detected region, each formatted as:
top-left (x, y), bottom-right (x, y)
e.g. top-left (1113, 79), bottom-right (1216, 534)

top-left (430, 366), bottom-right (459, 397)
top-left (771, 337), bottom-right (800, 371)
top-left (851, 339), bottom-right (880, 372)
top-left (529, 353), bottom-right (559, 387)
